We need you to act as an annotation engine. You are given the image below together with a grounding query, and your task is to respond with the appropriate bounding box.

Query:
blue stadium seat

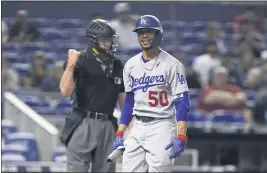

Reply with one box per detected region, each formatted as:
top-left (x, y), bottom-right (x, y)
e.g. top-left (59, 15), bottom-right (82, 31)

top-left (54, 155), bottom-right (67, 163)
top-left (162, 21), bottom-right (176, 31)
top-left (42, 29), bottom-right (72, 42)
top-left (19, 95), bottom-right (54, 114)
top-left (5, 132), bottom-right (40, 161)
top-left (57, 19), bottom-right (85, 29)
top-left (2, 153), bottom-right (27, 163)
top-left (191, 21), bottom-right (206, 33)
top-left (210, 111), bottom-right (245, 123)
top-left (54, 43), bottom-right (87, 54)
top-left (188, 110), bottom-right (208, 128)
top-left (52, 146), bottom-right (66, 161)
top-left (10, 62), bottom-right (30, 77)
top-left (3, 52), bottom-right (23, 63)
top-left (20, 42), bottom-right (51, 53)
top-left (2, 43), bottom-right (21, 52)
top-left (29, 18), bottom-right (57, 28)
top-left (2, 119), bottom-right (17, 140)
top-left (180, 33), bottom-right (203, 45)
top-left (2, 144), bottom-right (31, 161)
top-left (174, 21), bottom-right (187, 33)
top-left (54, 98), bottom-right (72, 114)
top-left (245, 90), bottom-right (256, 107)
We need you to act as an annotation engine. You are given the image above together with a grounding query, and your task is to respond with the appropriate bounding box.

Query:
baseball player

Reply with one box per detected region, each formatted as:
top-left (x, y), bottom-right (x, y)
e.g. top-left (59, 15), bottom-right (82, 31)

top-left (112, 15), bottom-right (190, 172)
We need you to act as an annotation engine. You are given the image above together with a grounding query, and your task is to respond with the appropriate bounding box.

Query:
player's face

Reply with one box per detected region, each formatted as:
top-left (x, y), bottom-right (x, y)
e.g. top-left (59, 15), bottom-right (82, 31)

top-left (98, 39), bottom-right (112, 51)
top-left (137, 29), bottom-right (157, 49)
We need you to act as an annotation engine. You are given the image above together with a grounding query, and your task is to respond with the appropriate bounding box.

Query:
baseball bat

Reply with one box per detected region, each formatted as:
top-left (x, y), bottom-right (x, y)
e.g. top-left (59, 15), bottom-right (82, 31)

top-left (107, 146), bottom-right (125, 164)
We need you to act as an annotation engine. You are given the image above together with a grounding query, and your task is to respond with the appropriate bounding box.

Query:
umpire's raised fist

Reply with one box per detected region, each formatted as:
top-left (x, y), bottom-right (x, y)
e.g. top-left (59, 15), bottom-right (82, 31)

top-left (68, 49), bottom-right (80, 66)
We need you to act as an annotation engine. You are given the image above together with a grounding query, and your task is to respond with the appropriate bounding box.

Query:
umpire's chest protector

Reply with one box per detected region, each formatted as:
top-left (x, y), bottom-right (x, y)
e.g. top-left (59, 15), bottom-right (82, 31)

top-left (80, 49), bottom-right (124, 94)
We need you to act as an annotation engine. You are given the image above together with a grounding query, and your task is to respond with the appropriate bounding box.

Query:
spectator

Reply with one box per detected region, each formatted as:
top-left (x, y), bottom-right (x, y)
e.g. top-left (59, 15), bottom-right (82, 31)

top-left (252, 52), bottom-right (267, 124)
top-left (197, 66), bottom-right (252, 124)
top-left (192, 40), bottom-right (221, 86)
top-left (217, 52), bottom-right (244, 88)
top-left (2, 55), bottom-right (20, 90)
top-left (237, 50), bottom-right (260, 89)
top-left (232, 17), bottom-right (265, 58)
top-left (40, 63), bottom-right (62, 92)
top-left (109, 2), bottom-right (140, 50)
top-left (205, 21), bottom-right (227, 55)
top-left (178, 55), bottom-right (201, 89)
top-left (8, 10), bottom-right (41, 43)
top-left (264, 4), bottom-right (267, 34)
top-left (246, 50), bottom-right (267, 90)
top-left (2, 20), bottom-right (9, 44)
top-left (24, 51), bottom-right (47, 88)
top-left (233, 6), bottom-right (261, 33)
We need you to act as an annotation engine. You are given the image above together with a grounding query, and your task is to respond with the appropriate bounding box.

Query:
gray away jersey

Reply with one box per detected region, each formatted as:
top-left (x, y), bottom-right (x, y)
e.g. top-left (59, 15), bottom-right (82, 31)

top-left (123, 49), bottom-right (189, 118)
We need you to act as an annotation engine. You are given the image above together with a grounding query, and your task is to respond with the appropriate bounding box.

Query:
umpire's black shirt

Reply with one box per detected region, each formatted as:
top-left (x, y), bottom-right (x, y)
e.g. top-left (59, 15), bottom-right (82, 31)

top-left (63, 45), bottom-right (125, 114)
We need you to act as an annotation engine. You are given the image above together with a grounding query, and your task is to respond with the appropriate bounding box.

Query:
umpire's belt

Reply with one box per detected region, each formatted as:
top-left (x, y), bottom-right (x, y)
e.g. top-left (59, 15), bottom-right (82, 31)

top-left (134, 115), bottom-right (162, 123)
top-left (74, 107), bottom-right (111, 121)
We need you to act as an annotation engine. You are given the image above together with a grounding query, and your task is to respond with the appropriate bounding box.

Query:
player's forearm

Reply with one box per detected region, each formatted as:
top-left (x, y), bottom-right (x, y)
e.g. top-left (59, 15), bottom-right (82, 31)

top-left (60, 65), bottom-right (75, 96)
top-left (117, 92), bottom-right (134, 133)
top-left (177, 121), bottom-right (188, 136)
top-left (174, 92), bottom-right (190, 137)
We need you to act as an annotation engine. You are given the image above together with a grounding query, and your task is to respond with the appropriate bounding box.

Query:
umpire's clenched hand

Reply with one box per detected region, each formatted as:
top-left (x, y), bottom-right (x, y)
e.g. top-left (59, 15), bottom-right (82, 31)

top-left (165, 139), bottom-right (185, 159)
top-left (68, 49), bottom-right (80, 66)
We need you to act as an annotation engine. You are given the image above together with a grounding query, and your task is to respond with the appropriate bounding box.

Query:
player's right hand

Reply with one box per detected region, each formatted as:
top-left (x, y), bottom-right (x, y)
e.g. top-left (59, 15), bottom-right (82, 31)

top-left (68, 49), bottom-right (80, 66)
top-left (112, 131), bottom-right (125, 151)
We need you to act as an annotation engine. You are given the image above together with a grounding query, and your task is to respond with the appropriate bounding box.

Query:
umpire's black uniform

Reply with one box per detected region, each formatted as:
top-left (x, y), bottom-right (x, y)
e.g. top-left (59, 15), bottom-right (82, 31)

top-left (60, 19), bottom-right (124, 172)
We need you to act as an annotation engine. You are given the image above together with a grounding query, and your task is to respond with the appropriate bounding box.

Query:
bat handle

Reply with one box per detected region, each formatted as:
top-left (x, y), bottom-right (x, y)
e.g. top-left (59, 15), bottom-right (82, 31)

top-left (107, 147), bottom-right (124, 164)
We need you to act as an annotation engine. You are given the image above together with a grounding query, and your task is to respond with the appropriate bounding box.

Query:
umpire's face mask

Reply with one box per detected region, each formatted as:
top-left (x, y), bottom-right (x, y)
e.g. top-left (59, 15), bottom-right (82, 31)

top-left (98, 39), bottom-right (112, 51)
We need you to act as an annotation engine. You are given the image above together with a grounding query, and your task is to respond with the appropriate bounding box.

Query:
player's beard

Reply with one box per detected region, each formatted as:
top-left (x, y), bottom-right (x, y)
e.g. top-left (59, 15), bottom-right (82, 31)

top-left (140, 39), bottom-right (153, 51)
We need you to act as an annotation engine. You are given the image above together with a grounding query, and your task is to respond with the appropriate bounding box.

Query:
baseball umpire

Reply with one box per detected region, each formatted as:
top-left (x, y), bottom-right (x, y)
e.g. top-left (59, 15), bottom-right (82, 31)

top-left (59, 19), bottom-right (125, 172)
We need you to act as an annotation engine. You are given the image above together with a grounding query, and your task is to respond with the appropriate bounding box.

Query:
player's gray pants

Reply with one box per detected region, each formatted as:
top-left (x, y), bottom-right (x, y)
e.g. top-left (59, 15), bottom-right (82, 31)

top-left (66, 115), bottom-right (115, 172)
top-left (122, 117), bottom-right (177, 172)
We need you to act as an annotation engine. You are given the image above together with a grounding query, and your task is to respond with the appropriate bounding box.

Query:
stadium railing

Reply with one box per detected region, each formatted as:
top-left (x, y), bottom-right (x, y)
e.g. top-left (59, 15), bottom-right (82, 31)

top-left (3, 91), bottom-right (60, 161)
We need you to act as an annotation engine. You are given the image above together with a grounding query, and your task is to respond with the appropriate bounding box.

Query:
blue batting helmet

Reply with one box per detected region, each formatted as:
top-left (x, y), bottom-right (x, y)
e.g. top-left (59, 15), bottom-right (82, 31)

top-left (133, 15), bottom-right (163, 48)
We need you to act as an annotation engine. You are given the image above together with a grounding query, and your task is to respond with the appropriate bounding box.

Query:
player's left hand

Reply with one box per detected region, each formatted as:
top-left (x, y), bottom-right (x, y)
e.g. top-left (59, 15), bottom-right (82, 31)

top-left (165, 138), bottom-right (186, 159)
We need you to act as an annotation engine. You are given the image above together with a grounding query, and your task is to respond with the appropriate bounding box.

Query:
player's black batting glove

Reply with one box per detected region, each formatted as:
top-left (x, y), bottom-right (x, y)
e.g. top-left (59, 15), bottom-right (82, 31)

top-left (165, 135), bottom-right (187, 159)
top-left (112, 131), bottom-right (125, 151)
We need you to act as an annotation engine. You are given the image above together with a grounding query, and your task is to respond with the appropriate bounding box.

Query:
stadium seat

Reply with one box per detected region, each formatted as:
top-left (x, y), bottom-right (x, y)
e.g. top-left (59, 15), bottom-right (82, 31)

top-left (191, 21), bottom-right (206, 33)
top-left (29, 18), bottom-right (57, 28)
top-left (2, 43), bottom-right (21, 52)
top-left (52, 146), bottom-right (66, 161)
top-left (180, 33), bottom-right (203, 45)
top-left (2, 119), bottom-right (17, 140)
top-left (42, 28), bottom-right (72, 42)
top-left (2, 153), bottom-right (27, 163)
top-left (187, 110), bottom-right (208, 128)
top-left (210, 111), bottom-right (246, 133)
top-left (20, 42), bottom-right (51, 53)
top-left (10, 62), bottom-right (30, 77)
top-left (54, 98), bottom-right (72, 114)
top-left (5, 132), bottom-right (40, 161)
top-left (54, 155), bottom-right (67, 163)
top-left (2, 144), bottom-right (31, 161)
top-left (211, 111), bottom-right (245, 123)
top-left (57, 19), bottom-right (85, 29)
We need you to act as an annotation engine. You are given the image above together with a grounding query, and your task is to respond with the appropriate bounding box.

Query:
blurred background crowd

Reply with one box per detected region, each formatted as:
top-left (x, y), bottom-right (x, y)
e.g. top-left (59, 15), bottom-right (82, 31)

top-left (1, 1), bottom-right (267, 172)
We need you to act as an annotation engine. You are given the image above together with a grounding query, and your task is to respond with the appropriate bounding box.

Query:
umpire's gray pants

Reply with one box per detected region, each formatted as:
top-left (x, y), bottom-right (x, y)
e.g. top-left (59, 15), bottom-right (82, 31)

top-left (66, 114), bottom-right (115, 172)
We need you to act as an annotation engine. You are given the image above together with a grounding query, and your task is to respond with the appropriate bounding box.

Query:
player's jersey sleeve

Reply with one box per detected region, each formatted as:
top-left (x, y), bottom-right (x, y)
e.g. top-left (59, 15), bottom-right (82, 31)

top-left (168, 62), bottom-right (189, 96)
top-left (123, 64), bottom-right (132, 92)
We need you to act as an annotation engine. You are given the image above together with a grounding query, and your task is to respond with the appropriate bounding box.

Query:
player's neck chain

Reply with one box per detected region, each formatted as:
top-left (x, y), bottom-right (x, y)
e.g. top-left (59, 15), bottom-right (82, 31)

top-left (140, 51), bottom-right (161, 71)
